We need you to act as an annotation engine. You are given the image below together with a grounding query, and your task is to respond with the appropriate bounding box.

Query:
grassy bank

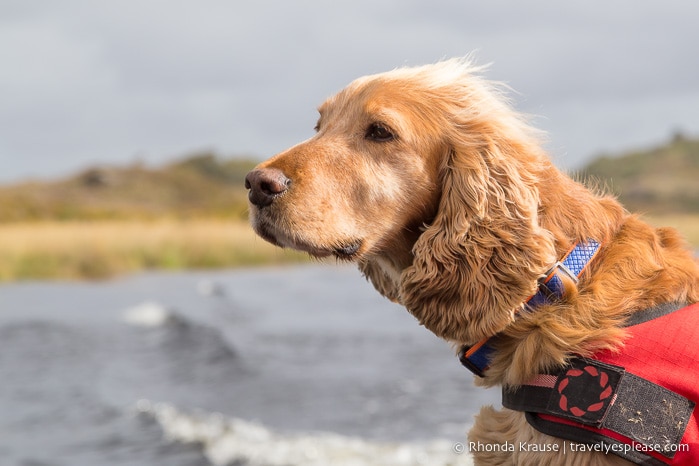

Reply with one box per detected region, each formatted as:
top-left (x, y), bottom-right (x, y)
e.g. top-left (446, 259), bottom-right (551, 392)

top-left (0, 219), bottom-right (310, 281)
top-left (1, 215), bottom-right (696, 282)
top-left (3, 146), bottom-right (698, 282)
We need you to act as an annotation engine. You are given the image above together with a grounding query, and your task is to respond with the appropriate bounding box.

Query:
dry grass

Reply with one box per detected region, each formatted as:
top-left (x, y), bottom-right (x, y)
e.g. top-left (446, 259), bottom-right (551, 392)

top-left (1, 215), bottom-right (695, 282)
top-left (0, 219), bottom-right (310, 281)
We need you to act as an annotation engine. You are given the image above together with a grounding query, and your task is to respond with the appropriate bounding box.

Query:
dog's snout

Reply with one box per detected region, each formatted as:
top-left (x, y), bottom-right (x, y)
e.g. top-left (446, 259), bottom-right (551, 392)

top-left (245, 168), bottom-right (291, 207)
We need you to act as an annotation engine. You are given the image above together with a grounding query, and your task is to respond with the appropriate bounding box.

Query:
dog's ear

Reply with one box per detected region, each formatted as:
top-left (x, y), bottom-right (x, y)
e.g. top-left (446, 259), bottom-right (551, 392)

top-left (400, 133), bottom-right (557, 344)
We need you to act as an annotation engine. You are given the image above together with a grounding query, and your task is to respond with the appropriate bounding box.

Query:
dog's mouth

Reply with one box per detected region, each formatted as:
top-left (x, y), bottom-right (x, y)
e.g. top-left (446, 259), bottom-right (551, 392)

top-left (253, 219), bottom-right (363, 260)
top-left (331, 241), bottom-right (362, 259)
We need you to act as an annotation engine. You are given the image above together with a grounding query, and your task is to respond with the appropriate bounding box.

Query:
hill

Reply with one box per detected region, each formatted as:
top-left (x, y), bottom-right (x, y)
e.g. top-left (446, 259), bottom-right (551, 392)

top-left (0, 153), bottom-right (258, 222)
top-left (3, 135), bottom-right (699, 223)
top-left (579, 134), bottom-right (699, 214)
top-left (1, 142), bottom-right (698, 280)
top-left (0, 154), bottom-right (312, 280)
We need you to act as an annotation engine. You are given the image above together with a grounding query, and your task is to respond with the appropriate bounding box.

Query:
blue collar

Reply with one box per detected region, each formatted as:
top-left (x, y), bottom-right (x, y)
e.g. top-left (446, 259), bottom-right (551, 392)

top-left (459, 240), bottom-right (602, 377)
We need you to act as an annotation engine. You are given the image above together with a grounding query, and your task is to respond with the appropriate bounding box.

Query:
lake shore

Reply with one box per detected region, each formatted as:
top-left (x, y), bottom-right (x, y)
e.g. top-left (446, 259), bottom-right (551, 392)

top-left (0, 214), bottom-right (696, 281)
top-left (0, 219), bottom-right (310, 281)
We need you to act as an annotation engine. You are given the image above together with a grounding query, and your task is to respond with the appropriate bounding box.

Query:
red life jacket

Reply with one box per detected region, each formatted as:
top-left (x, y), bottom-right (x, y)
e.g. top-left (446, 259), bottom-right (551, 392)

top-left (503, 302), bottom-right (699, 465)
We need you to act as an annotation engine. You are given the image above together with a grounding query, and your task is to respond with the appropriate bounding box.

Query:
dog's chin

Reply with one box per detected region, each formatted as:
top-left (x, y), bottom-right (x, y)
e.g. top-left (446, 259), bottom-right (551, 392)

top-left (252, 220), bottom-right (363, 261)
top-left (329, 241), bottom-right (363, 260)
top-left (292, 239), bottom-right (364, 261)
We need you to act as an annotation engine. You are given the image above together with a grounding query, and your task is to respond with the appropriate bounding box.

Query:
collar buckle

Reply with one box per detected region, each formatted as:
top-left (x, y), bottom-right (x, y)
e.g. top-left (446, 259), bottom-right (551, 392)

top-left (543, 260), bottom-right (579, 285)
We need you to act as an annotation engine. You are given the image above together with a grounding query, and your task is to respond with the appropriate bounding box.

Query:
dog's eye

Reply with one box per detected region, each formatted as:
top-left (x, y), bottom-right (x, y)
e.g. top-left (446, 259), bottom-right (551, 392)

top-left (365, 123), bottom-right (395, 142)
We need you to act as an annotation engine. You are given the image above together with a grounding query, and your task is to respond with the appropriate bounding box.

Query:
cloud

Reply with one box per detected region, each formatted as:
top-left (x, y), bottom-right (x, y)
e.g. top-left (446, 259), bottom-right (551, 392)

top-left (1, 0), bottom-right (698, 181)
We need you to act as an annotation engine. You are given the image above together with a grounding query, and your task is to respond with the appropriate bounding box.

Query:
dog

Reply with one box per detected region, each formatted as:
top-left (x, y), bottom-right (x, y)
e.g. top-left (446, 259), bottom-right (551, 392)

top-left (245, 59), bottom-right (699, 465)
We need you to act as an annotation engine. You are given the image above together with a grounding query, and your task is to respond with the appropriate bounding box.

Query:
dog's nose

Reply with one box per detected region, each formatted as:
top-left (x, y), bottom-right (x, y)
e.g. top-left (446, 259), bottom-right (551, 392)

top-left (245, 168), bottom-right (291, 207)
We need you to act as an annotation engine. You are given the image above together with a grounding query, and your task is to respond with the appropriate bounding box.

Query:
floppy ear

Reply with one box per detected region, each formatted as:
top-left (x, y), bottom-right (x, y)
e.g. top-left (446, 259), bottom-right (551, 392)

top-left (400, 134), bottom-right (557, 344)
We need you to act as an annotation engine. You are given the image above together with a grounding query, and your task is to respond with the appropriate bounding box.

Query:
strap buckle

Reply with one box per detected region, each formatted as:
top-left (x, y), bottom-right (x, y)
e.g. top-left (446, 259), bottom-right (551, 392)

top-left (543, 260), bottom-right (579, 285)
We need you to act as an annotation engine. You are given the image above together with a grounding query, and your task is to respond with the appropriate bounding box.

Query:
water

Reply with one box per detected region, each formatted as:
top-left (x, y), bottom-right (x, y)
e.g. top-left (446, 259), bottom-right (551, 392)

top-left (0, 265), bottom-right (499, 465)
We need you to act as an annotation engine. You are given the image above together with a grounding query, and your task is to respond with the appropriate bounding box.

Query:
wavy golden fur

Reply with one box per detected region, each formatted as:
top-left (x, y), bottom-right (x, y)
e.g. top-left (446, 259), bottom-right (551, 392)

top-left (246, 58), bottom-right (699, 464)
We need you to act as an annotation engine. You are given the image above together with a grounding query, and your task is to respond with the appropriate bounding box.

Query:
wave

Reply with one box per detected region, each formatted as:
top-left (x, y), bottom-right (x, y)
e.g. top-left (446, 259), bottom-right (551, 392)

top-left (136, 400), bottom-right (473, 466)
top-left (120, 300), bottom-right (242, 387)
top-left (123, 301), bottom-right (182, 328)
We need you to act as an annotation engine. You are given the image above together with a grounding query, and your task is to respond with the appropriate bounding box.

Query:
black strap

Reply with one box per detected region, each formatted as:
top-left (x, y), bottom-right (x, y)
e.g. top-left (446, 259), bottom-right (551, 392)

top-left (623, 301), bottom-right (687, 327)
top-left (525, 413), bottom-right (667, 466)
top-left (503, 358), bottom-right (695, 461)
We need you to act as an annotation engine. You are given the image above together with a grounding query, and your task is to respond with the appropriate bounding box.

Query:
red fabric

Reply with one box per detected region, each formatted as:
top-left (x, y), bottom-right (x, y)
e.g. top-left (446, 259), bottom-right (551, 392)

top-left (592, 303), bottom-right (699, 464)
top-left (542, 303), bottom-right (699, 464)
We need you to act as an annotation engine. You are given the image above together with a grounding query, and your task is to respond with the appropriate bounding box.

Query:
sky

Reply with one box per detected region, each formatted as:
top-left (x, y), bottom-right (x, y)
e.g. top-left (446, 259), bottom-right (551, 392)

top-left (2, 1), bottom-right (699, 182)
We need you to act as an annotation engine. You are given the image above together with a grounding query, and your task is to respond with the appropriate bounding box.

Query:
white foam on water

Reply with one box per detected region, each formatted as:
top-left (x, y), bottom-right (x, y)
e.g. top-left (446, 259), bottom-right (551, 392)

top-left (136, 400), bottom-right (473, 466)
top-left (122, 301), bottom-right (174, 328)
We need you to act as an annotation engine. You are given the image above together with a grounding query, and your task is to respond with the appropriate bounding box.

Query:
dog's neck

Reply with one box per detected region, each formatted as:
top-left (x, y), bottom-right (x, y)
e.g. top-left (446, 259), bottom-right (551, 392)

top-left (366, 162), bottom-right (631, 347)
top-left (372, 220), bottom-right (430, 285)
top-left (373, 256), bottom-right (404, 286)
top-left (537, 169), bottom-right (624, 256)
top-left (371, 239), bottom-right (422, 296)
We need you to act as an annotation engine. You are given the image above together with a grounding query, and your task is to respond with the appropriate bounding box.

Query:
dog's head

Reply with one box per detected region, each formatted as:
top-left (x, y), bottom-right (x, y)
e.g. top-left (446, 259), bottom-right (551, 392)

top-left (246, 59), bottom-right (557, 344)
top-left (246, 67), bottom-right (447, 264)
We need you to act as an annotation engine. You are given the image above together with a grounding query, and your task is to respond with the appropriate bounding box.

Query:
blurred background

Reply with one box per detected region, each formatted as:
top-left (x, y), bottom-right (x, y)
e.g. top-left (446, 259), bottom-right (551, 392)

top-left (1, 1), bottom-right (698, 465)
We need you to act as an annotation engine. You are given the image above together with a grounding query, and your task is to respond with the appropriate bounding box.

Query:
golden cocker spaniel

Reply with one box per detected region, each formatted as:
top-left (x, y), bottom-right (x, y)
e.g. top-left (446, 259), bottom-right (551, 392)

top-left (246, 59), bottom-right (699, 465)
